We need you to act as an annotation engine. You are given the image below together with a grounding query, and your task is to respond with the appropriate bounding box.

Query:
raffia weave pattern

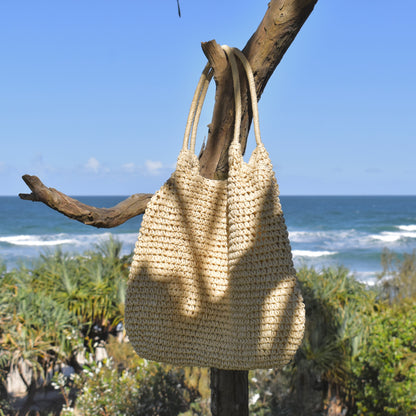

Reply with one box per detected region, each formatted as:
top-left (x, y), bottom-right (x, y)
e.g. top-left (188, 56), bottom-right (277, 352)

top-left (125, 46), bottom-right (305, 370)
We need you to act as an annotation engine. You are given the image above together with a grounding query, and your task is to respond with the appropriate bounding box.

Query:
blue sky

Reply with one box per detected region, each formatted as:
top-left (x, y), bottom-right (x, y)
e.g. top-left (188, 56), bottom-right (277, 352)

top-left (1, 1), bottom-right (415, 196)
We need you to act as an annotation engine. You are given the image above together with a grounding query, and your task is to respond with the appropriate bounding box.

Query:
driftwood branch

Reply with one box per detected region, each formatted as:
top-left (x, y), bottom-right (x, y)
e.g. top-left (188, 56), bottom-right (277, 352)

top-left (19, 0), bottom-right (317, 229)
top-left (199, 40), bottom-right (235, 179)
top-left (19, 175), bottom-right (152, 228)
top-left (199, 0), bottom-right (318, 180)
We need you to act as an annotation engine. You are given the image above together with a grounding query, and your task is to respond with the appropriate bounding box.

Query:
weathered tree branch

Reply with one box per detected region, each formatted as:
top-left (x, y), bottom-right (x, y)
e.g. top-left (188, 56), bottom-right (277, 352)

top-left (19, 0), bottom-right (317, 228)
top-left (199, 0), bottom-right (318, 179)
top-left (19, 175), bottom-right (152, 228)
top-left (198, 40), bottom-right (235, 179)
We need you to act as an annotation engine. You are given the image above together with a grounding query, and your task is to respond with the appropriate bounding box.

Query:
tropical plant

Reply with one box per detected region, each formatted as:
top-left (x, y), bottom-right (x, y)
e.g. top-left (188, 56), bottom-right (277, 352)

top-left (0, 265), bottom-right (82, 415)
top-left (1, 267), bottom-right (77, 369)
top-left (0, 238), bottom-right (129, 412)
top-left (351, 298), bottom-right (416, 415)
top-left (295, 267), bottom-right (375, 410)
top-left (349, 250), bottom-right (416, 415)
top-left (0, 370), bottom-right (14, 416)
top-left (379, 248), bottom-right (416, 302)
top-left (249, 266), bottom-right (377, 415)
top-left (61, 356), bottom-right (204, 416)
top-left (6, 244), bottom-right (415, 415)
top-left (31, 237), bottom-right (129, 343)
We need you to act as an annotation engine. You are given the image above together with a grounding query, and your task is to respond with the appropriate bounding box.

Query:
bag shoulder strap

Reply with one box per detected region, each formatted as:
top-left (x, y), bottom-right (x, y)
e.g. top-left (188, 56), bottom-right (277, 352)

top-left (182, 46), bottom-right (262, 154)
top-left (228, 47), bottom-right (262, 147)
top-left (182, 64), bottom-right (213, 153)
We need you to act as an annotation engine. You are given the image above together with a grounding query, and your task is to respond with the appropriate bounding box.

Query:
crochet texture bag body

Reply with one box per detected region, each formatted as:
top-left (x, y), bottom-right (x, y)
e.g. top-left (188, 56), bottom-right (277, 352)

top-left (125, 46), bottom-right (305, 370)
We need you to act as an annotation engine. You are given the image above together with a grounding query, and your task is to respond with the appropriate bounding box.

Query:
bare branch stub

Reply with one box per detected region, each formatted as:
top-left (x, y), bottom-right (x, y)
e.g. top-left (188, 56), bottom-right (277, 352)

top-left (199, 0), bottom-right (318, 181)
top-left (199, 40), bottom-right (236, 179)
top-left (19, 175), bottom-right (152, 228)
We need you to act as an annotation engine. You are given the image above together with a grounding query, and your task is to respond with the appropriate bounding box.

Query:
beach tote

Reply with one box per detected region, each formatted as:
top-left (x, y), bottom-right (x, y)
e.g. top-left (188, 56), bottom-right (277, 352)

top-left (125, 46), bottom-right (305, 370)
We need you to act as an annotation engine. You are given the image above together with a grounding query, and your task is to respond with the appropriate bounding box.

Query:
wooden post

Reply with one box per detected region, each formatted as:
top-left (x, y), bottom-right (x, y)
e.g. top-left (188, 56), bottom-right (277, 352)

top-left (210, 369), bottom-right (249, 416)
top-left (199, 3), bottom-right (317, 414)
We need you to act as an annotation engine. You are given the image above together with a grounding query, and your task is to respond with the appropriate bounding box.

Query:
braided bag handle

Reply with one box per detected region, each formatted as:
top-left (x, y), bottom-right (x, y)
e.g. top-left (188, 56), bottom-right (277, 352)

top-left (182, 45), bottom-right (262, 156)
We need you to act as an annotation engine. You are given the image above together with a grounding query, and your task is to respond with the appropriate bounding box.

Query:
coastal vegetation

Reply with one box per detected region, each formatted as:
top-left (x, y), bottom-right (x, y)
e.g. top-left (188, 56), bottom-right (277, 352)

top-left (1, 239), bottom-right (415, 415)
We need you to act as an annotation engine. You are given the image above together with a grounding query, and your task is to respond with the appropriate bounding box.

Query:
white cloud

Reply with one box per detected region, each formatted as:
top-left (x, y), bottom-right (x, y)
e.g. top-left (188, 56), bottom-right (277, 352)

top-left (120, 160), bottom-right (175, 176)
top-left (85, 157), bottom-right (101, 173)
top-left (0, 161), bottom-right (6, 173)
top-left (122, 162), bottom-right (137, 173)
top-left (145, 160), bottom-right (164, 175)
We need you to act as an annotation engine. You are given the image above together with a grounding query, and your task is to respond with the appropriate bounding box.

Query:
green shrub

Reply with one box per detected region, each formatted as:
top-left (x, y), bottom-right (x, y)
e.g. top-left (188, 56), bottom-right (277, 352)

top-left (350, 250), bottom-right (416, 415)
top-left (351, 299), bottom-right (416, 415)
top-left (63, 358), bottom-right (202, 416)
top-left (249, 266), bottom-right (376, 415)
top-left (5, 243), bottom-right (415, 415)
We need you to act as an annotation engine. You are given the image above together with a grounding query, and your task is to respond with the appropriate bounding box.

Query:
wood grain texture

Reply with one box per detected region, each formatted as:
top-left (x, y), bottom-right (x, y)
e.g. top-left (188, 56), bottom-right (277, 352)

top-left (19, 175), bottom-right (152, 228)
top-left (210, 369), bottom-right (249, 416)
top-left (199, 0), bottom-right (318, 180)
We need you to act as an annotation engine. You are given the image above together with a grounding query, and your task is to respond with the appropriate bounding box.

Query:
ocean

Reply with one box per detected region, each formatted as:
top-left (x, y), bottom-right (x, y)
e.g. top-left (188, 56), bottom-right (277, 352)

top-left (1, 196), bottom-right (416, 284)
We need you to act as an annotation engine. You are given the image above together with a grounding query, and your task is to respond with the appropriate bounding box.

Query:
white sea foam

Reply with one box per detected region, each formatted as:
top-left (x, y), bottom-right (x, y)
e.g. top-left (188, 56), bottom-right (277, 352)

top-left (288, 229), bottom-right (366, 255)
top-left (289, 231), bottom-right (314, 242)
top-left (370, 228), bottom-right (416, 243)
top-left (0, 235), bottom-right (76, 246)
top-left (289, 229), bottom-right (357, 244)
top-left (289, 230), bottom-right (333, 243)
top-left (292, 250), bottom-right (337, 258)
top-left (0, 232), bottom-right (138, 250)
top-left (355, 271), bottom-right (378, 286)
top-left (397, 224), bottom-right (416, 232)
top-left (370, 232), bottom-right (402, 243)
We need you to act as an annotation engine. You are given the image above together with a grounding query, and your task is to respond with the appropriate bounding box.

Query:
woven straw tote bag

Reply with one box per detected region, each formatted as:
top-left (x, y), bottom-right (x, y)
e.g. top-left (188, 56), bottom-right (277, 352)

top-left (125, 46), bottom-right (305, 370)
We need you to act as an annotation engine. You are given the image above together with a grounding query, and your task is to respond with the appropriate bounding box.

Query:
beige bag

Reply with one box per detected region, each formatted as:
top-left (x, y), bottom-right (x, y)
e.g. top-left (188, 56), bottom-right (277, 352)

top-left (125, 46), bottom-right (305, 370)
